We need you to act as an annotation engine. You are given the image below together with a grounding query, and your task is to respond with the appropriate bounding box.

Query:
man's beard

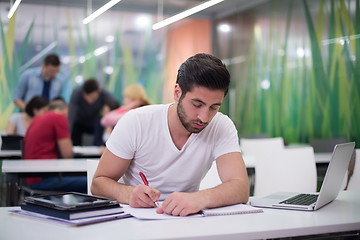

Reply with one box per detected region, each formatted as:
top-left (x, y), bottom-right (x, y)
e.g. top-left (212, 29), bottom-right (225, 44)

top-left (176, 98), bottom-right (207, 133)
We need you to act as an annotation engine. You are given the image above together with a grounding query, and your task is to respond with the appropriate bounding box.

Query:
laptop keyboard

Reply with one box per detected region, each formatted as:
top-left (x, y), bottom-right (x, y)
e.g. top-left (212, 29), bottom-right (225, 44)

top-left (279, 194), bottom-right (318, 206)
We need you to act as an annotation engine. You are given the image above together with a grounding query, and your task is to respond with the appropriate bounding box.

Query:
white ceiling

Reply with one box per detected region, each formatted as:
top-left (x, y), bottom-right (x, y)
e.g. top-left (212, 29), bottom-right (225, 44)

top-left (0, 0), bottom-right (267, 19)
top-left (0, 0), bottom-right (267, 52)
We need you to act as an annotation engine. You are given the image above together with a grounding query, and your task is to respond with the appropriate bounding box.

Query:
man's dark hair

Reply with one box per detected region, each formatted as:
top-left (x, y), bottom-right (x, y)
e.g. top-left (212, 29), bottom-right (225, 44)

top-left (43, 54), bottom-right (61, 66)
top-left (49, 97), bottom-right (67, 111)
top-left (176, 53), bottom-right (230, 97)
top-left (105, 98), bottom-right (120, 111)
top-left (25, 96), bottom-right (49, 117)
top-left (82, 78), bottom-right (99, 94)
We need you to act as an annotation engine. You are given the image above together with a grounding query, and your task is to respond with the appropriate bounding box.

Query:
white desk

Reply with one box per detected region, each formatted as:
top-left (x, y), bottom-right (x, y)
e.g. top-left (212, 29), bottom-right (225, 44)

top-left (1, 191), bottom-right (359, 240)
top-left (243, 152), bottom-right (332, 168)
top-left (73, 146), bottom-right (102, 158)
top-left (314, 152), bottom-right (333, 163)
top-left (2, 159), bottom-right (90, 206)
top-left (1, 152), bottom-right (332, 206)
top-left (2, 159), bottom-right (88, 173)
top-left (0, 146), bottom-right (102, 159)
top-left (0, 150), bottom-right (21, 159)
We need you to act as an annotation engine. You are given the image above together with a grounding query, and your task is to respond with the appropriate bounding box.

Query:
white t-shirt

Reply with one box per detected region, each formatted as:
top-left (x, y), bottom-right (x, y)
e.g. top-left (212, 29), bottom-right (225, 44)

top-left (106, 103), bottom-right (240, 200)
top-left (9, 113), bottom-right (27, 136)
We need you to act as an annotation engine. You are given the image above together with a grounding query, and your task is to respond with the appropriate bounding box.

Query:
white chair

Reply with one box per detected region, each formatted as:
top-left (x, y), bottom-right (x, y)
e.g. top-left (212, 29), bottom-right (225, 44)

top-left (240, 137), bottom-right (285, 156)
top-left (347, 149), bottom-right (360, 190)
top-left (240, 137), bottom-right (285, 195)
top-left (87, 159), bottom-right (100, 195)
top-left (253, 146), bottom-right (317, 197)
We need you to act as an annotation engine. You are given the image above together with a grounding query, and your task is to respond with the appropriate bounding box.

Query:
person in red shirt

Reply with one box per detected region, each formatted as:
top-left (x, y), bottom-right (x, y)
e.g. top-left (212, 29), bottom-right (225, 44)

top-left (23, 98), bottom-right (87, 193)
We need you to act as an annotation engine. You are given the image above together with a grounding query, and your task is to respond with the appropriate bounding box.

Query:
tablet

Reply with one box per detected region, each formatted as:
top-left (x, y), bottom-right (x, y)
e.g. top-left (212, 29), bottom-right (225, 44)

top-left (24, 192), bottom-right (119, 211)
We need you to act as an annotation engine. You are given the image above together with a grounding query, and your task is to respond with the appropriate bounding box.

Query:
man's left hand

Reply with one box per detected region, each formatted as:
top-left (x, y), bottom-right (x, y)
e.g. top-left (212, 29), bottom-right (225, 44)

top-left (156, 192), bottom-right (204, 216)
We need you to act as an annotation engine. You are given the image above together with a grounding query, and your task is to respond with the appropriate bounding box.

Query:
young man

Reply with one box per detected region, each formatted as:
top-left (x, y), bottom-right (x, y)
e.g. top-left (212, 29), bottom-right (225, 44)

top-left (92, 53), bottom-right (249, 216)
top-left (68, 78), bottom-right (116, 146)
top-left (24, 98), bottom-right (87, 193)
top-left (14, 54), bottom-right (65, 111)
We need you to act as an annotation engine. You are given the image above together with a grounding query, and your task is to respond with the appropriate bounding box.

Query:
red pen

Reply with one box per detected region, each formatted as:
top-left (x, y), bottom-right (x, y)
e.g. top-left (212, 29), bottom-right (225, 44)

top-left (139, 171), bottom-right (149, 186)
top-left (139, 171), bottom-right (160, 207)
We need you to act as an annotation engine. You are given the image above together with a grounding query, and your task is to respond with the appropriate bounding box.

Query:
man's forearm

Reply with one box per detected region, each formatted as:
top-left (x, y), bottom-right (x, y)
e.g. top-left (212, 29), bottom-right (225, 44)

top-left (199, 178), bottom-right (249, 209)
top-left (92, 177), bottom-right (134, 204)
top-left (14, 99), bottom-right (25, 111)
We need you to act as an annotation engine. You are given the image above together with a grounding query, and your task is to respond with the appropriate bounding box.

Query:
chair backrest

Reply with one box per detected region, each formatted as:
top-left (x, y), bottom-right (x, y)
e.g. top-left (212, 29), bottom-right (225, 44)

top-left (310, 138), bottom-right (347, 153)
top-left (1, 135), bottom-right (24, 150)
top-left (87, 159), bottom-right (100, 195)
top-left (347, 149), bottom-right (360, 190)
top-left (239, 134), bottom-right (268, 140)
top-left (254, 146), bottom-right (317, 197)
top-left (240, 137), bottom-right (285, 156)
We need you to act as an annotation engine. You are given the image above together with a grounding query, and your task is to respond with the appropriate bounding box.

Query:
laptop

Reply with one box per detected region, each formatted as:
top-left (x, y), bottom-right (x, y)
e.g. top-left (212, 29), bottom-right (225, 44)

top-left (1, 135), bottom-right (23, 150)
top-left (250, 142), bottom-right (355, 211)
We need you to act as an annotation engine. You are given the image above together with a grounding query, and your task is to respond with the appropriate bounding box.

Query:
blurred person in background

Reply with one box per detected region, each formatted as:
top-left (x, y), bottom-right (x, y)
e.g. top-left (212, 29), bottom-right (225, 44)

top-left (68, 78), bottom-right (116, 146)
top-left (6, 96), bottom-right (49, 136)
top-left (23, 98), bottom-right (87, 193)
top-left (101, 83), bottom-right (151, 141)
top-left (13, 54), bottom-right (66, 111)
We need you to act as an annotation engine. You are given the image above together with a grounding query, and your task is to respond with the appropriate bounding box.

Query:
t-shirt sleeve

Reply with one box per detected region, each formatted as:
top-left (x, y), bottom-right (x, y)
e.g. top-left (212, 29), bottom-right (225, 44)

top-left (9, 113), bottom-right (18, 124)
top-left (54, 115), bottom-right (70, 140)
top-left (13, 71), bottom-right (29, 101)
top-left (106, 110), bottom-right (137, 160)
top-left (101, 109), bottom-right (127, 127)
top-left (212, 115), bottom-right (241, 159)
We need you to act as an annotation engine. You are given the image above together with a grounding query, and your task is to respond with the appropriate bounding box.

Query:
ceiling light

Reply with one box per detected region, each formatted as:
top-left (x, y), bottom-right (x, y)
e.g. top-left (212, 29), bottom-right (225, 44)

top-left (136, 15), bottom-right (151, 29)
top-left (20, 42), bottom-right (57, 72)
top-left (83, 0), bottom-right (122, 24)
top-left (8, 0), bottom-right (22, 19)
top-left (261, 79), bottom-right (270, 90)
top-left (152, 0), bottom-right (224, 30)
top-left (296, 48), bottom-right (305, 58)
top-left (218, 24), bottom-right (231, 32)
top-left (104, 66), bottom-right (114, 75)
top-left (105, 35), bottom-right (115, 43)
top-left (94, 46), bottom-right (109, 56)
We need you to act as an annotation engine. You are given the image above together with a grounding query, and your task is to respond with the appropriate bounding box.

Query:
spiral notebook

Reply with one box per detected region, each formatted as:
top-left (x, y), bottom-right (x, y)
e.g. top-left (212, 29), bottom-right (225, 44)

top-left (123, 203), bottom-right (263, 220)
top-left (201, 204), bottom-right (263, 216)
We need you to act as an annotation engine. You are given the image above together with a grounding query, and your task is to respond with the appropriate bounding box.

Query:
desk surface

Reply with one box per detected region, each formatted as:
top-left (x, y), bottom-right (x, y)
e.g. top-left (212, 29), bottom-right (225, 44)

top-left (0, 150), bottom-right (21, 158)
top-left (1, 191), bottom-right (359, 240)
top-left (242, 152), bottom-right (332, 167)
top-left (1, 151), bottom-right (332, 174)
top-left (1, 159), bottom-right (89, 173)
top-left (0, 146), bottom-right (102, 159)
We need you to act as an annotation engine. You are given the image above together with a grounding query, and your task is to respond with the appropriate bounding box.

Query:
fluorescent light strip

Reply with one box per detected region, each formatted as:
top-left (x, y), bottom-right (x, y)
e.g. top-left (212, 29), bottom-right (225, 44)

top-left (8, 0), bottom-right (22, 19)
top-left (20, 42), bottom-right (57, 72)
top-left (152, 0), bottom-right (224, 30)
top-left (83, 0), bottom-right (122, 24)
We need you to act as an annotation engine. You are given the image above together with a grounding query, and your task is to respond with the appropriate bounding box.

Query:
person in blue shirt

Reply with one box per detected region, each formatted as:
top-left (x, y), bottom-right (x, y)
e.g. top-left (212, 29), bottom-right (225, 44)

top-left (13, 54), bottom-right (66, 111)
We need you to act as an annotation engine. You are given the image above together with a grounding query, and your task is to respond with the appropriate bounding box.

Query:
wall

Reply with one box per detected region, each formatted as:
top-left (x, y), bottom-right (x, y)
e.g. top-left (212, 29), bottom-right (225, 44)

top-left (0, 3), bottom-right (211, 131)
top-left (163, 19), bottom-right (212, 103)
top-left (214, 0), bottom-right (360, 145)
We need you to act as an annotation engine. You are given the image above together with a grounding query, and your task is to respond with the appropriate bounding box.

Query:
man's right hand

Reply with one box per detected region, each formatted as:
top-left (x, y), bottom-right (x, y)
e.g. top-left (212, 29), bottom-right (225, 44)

top-left (129, 184), bottom-right (160, 208)
top-left (14, 99), bottom-right (26, 111)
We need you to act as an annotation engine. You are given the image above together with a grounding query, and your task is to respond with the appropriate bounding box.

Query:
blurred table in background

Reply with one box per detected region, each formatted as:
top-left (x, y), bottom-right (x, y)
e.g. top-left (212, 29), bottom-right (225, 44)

top-left (2, 159), bottom-right (89, 206)
top-left (0, 146), bottom-right (102, 160)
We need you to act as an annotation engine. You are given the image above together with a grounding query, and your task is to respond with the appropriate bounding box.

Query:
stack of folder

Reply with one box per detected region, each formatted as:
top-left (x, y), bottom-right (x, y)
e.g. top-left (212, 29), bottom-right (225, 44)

top-left (20, 202), bottom-right (125, 220)
top-left (15, 192), bottom-right (132, 226)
